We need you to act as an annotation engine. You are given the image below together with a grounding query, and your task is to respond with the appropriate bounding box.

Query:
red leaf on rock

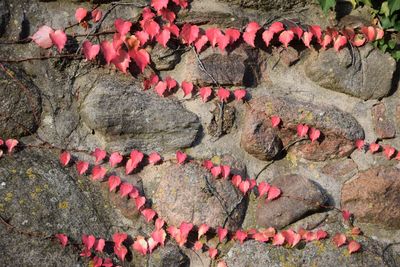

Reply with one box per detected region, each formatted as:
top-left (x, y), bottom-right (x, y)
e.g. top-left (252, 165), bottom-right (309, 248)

top-left (211, 166), bottom-right (222, 178)
top-left (92, 166), bottom-right (107, 181)
top-left (151, 0), bottom-right (169, 11)
top-left (129, 186), bottom-right (139, 199)
top-left (272, 232), bottom-right (285, 246)
top-left (321, 34), bottom-right (332, 49)
top-left (395, 152), bottom-right (400, 161)
top-left (262, 30), bottom-right (274, 47)
top-left (129, 48), bottom-right (150, 73)
top-left (91, 9), bottom-right (102, 23)
top-left (309, 128), bottom-right (321, 143)
top-left (59, 151), bottom-right (71, 167)
top-left (109, 152), bottom-right (123, 167)
top-left (159, 8), bottom-right (176, 23)
top-left (369, 143), bottom-right (380, 154)
top-left (180, 222), bottom-right (193, 236)
top-left (199, 86), bottom-right (212, 102)
top-left (156, 29), bottom-right (170, 47)
top-left (376, 28), bottom-right (384, 40)
top-left (245, 21), bottom-right (261, 33)
top-left (361, 26), bottom-right (376, 41)
top-left (155, 81), bottom-right (167, 97)
top-left (180, 24), bottom-right (199, 45)
top-left (176, 151), bottom-right (187, 164)
top-left (100, 41), bottom-right (117, 65)
top-left (142, 208), bottom-right (156, 222)
top-left (221, 165), bottom-right (230, 179)
top-left (234, 89), bottom-right (247, 101)
top-left (384, 146), bottom-right (396, 159)
top-left (55, 233), bottom-right (68, 247)
top-left (243, 32), bottom-right (256, 47)
top-left (181, 81), bottom-right (194, 97)
top-left (231, 175), bottom-right (242, 187)
top-left (135, 31), bottom-right (150, 46)
top-left (194, 35), bottom-right (208, 53)
top-left (291, 27), bottom-right (303, 39)
top-left (239, 180), bottom-right (250, 194)
top-left (112, 49), bottom-right (131, 73)
top-left (269, 21), bottom-right (284, 34)
top-left (208, 247), bottom-right (218, 259)
top-left (82, 234), bottom-right (96, 250)
top-left (203, 160), bottom-right (214, 170)
top-left (355, 139), bottom-right (365, 150)
top-left (342, 209), bottom-right (352, 221)
top-left (217, 227), bottom-right (228, 242)
top-left (114, 245), bottom-right (128, 261)
top-left (270, 115), bottom-right (281, 128)
top-left (297, 124), bottom-right (309, 137)
top-left (225, 28), bottom-right (241, 44)
top-left (334, 36), bottom-right (347, 51)
top-left (194, 241), bottom-right (203, 250)
top-left (152, 229), bottom-right (166, 246)
top-left (108, 175), bottom-right (121, 192)
top-left (92, 148), bottom-right (107, 164)
top-left (302, 32), bottom-right (313, 48)
top-left (135, 196), bottom-right (146, 210)
top-left (165, 23), bottom-right (180, 37)
top-left (114, 18), bottom-right (132, 36)
top-left (258, 181), bottom-right (271, 197)
top-left (316, 230), bottom-right (328, 240)
top-left (309, 25), bottom-right (322, 41)
top-left (217, 34), bottom-right (230, 52)
top-left (148, 152), bottom-right (162, 164)
top-left (172, 0), bottom-right (188, 8)
top-left (279, 30), bottom-right (294, 48)
top-left (126, 150), bottom-right (144, 174)
top-left (165, 76), bottom-right (177, 91)
top-left (234, 229), bottom-right (248, 244)
top-left (76, 161), bottom-right (89, 175)
top-left (206, 28), bottom-right (222, 47)
top-left (155, 218), bottom-right (165, 230)
top-left (352, 34), bottom-right (366, 47)
top-left (217, 87), bottom-right (230, 102)
top-left (82, 41), bottom-right (100, 61)
top-left (281, 229), bottom-right (300, 247)
top-left (333, 233), bottom-right (347, 247)
top-left (147, 237), bottom-right (158, 253)
top-left (267, 186), bottom-right (281, 201)
top-left (75, 7), bottom-right (87, 23)
top-left (113, 233), bottom-right (127, 248)
top-left (198, 224), bottom-right (209, 239)
top-left (348, 240), bottom-right (361, 254)
top-left (49, 30), bottom-right (67, 53)
top-left (143, 19), bottom-right (160, 39)
top-left (31, 25), bottom-right (54, 49)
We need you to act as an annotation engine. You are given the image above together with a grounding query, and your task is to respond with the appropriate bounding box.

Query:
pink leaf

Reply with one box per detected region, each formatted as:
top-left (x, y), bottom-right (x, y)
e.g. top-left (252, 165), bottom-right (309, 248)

top-left (92, 148), bottom-right (107, 164)
top-left (108, 175), bottom-right (121, 192)
top-left (217, 34), bottom-right (230, 52)
top-left (172, 0), bottom-right (188, 8)
top-left (112, 49), bottom-right (131, 74)
top-left (334, 36), bottom-right (347, 52)
top-left (31, 25), bottom-right (54, 49)
top-left (94, 238), bottom-right (105, 252)
top-left (269, 21), bottom-right (284, 34)
top-left (234, 89), bottom-right (247, 101)
top-left (155, 81), bottom-right (168, 97)
top-left (245, 21), bottom-right (261, 33)
top-left (155, 218), bottom-right (165, 230)
top-left (135, 31), bottom-right (150, 46)
top-left (211, 166), bottom-right (222, 178)
top-left (165, 76), bottom-right (177, 91)
top-left (279, 30), bottom-right (294, 48)
top-left (49, 30), bottom-right (67, 53)
top-left (114, 245), bottom-right (128, 261)
top-left (221, 165), bottom-right (230, 179)
top-left (302, 32), bottom-right (313, 48)
top-left (129, 49), bottom-right (150, 73)
top-left (198, 224), bottom-right (210, 239)
top-left (91, 9), bottom-right (102, 23)
top-left (133, 236), bottom-right (148, 255)
top-left (369, 143), bottom-right (380, 154)
top-left (194, 35), bottom-right (208, 53)
top-left (272, 232), bottom-right (285, 246)
top-left (262, 30), bottom-right (274, 47)
top-left (135, 196), bottom-right (146, 210)
top-left (159, 8), bottom-right (176, 23)
top-left (217, 87), bottom-right (230, 102)
top-left (352, 34), bottom-right (366, 47)
top-left (147, 237), bottom-right (158, 253)
top-left (59, 151), bottom-right (70, 167)
top-left (129, 186), bottom-right (139, 199)
top-left (239, 180), bottom-right (250, 194)
top-left (243, 32), bottom-right (256, 47)
top-left (76, 161), bottom-right (89, 175)
top-left (92, 165), bottom-right (107, 181)
top-left (309, 128), bottom-right (321, 143)
top-left (113, 233), bottom-right (128, 248)
top-left (194, 241), bottom-right (203, 250)
top-left (142, 208), bottom-right (156, 222)
top-left (102, 258), bottom-right (113, 267)
top-left (143, 19), bottom-right (160, 39)
top-left (320, 34), bottom-right (332, 49)
top-left (165, 23), bottom-right (180, 37)
top-left (231, 175), bottom-right (242, 187)
top-left (361, 26), bottom-right (376, 41)
top-left (82, 41), bottom-right (100, 61)
top-left (291, 26), bottom-right (303, 39)
top-left (217, 227), bottom-right (228, 242)
top-left (376, 28), bottom-right (384, 40)
top-left (267, 186), bottom-right (281, 201)
top-left (206, 28), bottom-right (222, 47)
top-left (82, 234), bottom-right (96, 250)
top-left (156, 28), bottom-right (170, 47)
top-left (342, 210), bottom-right (352, 221)
top-left (176, 151), bottom-right (187, 164)
top-left (348, 240), bottom-right (361, 254)
top-left (234, 229), bottom-right (248, 244)
top-left (75, 7), bottom-right (87, 23)
top-left (55, 233), bottom-right (68, 247)
top-left (384, 146), bottom-right (396, 160)
top-left (114, 18), bottom-right (132, 36)
top-left (151, 0), bottom-right (169, 11)
top-left (270, 115), bottom-right (281, 128)
top-left (199, 86), bottom-right (212, 102)
top-left (258, 181), bottom-right (271, 197)
top-left (333, 233), bottom-right (347, 247)
top-left (152, 229), bottom-right (166, 246)
top-left (180, 222), bottom-right (193, 236)
top-left (180, 24), bottom-right (199, 45)
top-left (203, 160), bottom-right (214, 170)
top-left (297, 124), bottom-right (309, 137)
top-left (148, 152), bottom-right (162, 164)
top-left (225, 28), bottom-right (241, 44)
top-left (181, 81), bottom-right (194, 97)
top-left (109, 152), bottom-right (123, 167)
top-left (316, 230), bottom-right (328, 240)
top-left (119, 182), bottom-right (133, 197)
top-left (355, 139), bottom-right (365, 150)
top-left (208, 247), bottom-right (218, 259)
top-left (309, 25), bottom-right (322, 42)
top-left (100, 41), bottom-right (117, 65)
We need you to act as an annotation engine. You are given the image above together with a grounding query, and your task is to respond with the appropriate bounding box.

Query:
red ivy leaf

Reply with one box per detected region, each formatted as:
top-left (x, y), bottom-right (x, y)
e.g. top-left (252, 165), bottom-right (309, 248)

top-left (297, 124), bottom-right (309, 137)
top-left (234, 89), bottom-right (247, 101)
top-left (156, 28), bottom-right (171, 47)
top-left (172, 0), bottom-right (188, 8)
top-left (133, 236), bottom-right (148, 256)
top-left (59, 151), bottom-right (71, 167)
top-left (238, 180), bottom-right (250, 194)
top-left (194, 35), bottom-right (208, 53)
top-left (309, 25), bottom-right (322, 42)
top-left (180, 23), bottom-right (199, 45)
top-left (369, 143), bottom-right (380, 154)
top-left (302, 32), bottom-right (313, 48)
top-left (181, 81), bottom-right (194, 97)
top-left (320, 34), bottom-right (332, 49)
top-left (176, 150), bottom-right (187, 164)
top-left (148, 152), bottom-right (162, 164)
top-left (92, 148), bottom-right (107, 164)
top-left (384, 146), bottom-right (396, 159)
top-left (91, 9), bottom-right (102, 23)
top-left (100, 41), bottom-right (117, 65)
top-left (92, 165), bottom-right (107, 181)
top-left (94, 239), bottom-right (105, 252)
top-left (309, 128), bottom-right (321, 143)
top-left (270, 115), bottom-right (281, 128)
top-left (262, 30), bottom-right (274, 47)
top-left (112, 49), bottom-right (131, 74)
top-left (279, 30), bottom-right (294, 48)
top-left (75, 7), bottom-right (88, 23)
top-left (155, 81), bottom-right (167, 97)
top-left (334, 36), bottom-right (347, 52)
top-left (217, 227), bottom-right (228, 242)
top-left (225, 28), bottom-right (241, 44)
top-left (269, 21), bottom-right (284, 34)
top-left (342, 209), bottom-right (352, 221)
top-left (143, 19), bottom-right (160, 39)
top-left (258, 181), bottom-right (271, 197)
top-left (114, 18), bottom-right (132, 36)
top-left (217, 87), bottom-right (230, 102)
top-left (108, 175), bottom-right (121, 192)
top-left (109, 152), bottom-right (123, 167)
top-left (135, 196), bottom-right (146, 210)
top-left (142, 208), bottom-right (156, 222)
top-left (290, 26), bottom-right (303, 39)
top-left (348, 240), bottom-right (361, 254)
top-left (199, 86), bottom-right (212, 102)
top-left (114, 245), bottom-right (128, 261)
top-left (129, 49), bottom-right (150, 73)
top-left (76, 161), bottom-right (89, 175)
top-left (243, 32), bottom-right (256, 47)
top-left (49, 30), bottom-right (67, 53)
top-left (267, 186), bottom-right (281, 201)
top-left (217, 34), bottom-right (230, 52)
top-left (151, 0), bottom-right (169, 11)
top-left (55, 233), bottom-right (68, 247)
top-left (206, 28), bottom-right (222, 47)
top-left (135, 31), bottom-right (150, 46)
top-left (31, 25), bottom-right (54, 49)
top-left (355, 139), bottom-right (365, 150)
top-left (82, 41), bottom-right (100, 61)
top-left (198, 223), bottom-right (210, 239)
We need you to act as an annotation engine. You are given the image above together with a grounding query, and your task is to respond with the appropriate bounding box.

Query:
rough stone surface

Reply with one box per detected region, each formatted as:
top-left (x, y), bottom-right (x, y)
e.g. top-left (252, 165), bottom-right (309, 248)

top-left (321, 158), bottom-right (359, 183)
top-left (224, 238), bottom-right (397, 267)
top-left (305, 45), bottom-right (396, 100)
top-left (0, 64), bottom-right (42, 138)
top-left (150, 162), bottom-right (247, 229)
top-left (80, 75), bottom-right (201, 153)
top-left (241, 95), bottom-right (364, 161)
top-left (256, 174), bottom-right (327, 229)
top-left (341, 166), bottom-right (400, 229)
top-left (371, 103), bottom-right (396, 139)
top-left (218, 0), bottom-right (311, 11)
top-left (133, 244), bottom-right (190, 267)
top-left (173, 45), bottom-right (261, 87)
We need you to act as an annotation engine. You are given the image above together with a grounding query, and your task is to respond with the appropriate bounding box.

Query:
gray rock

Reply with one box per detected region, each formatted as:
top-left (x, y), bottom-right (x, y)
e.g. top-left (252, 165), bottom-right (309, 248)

top-left (256, 174), bottom-right (327, 229)
top-left (149, 162), bottom-right (247, 230)
top-left (305, 45), bottom-right (396, 100)
top-left (0, 64), bottom-right (42, 138)
top-left (133, 244), bottom-right (190, 267)
top-left (218, 0), bottom-right (312, 11)
top-left (80, 74), bottom-right (201, 153)
top-left (0, 0), bottom-right (9, 37)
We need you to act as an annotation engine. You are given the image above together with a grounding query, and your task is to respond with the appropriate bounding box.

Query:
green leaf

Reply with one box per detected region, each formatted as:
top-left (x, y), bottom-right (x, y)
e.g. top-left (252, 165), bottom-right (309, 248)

top-left (388, 0), bottom-right (400, 15)
top-left (359, 0), bottom-right (372, 6)
top-left (381, 44), bottom-right (388, 52)
top-left (388, 39), bottom-right (396, 49)
top-left (380, 2), bottom-right (390, 17)
top-left (317, 0), bottom-right (336, 14)
top-left (380, 15), bottom-right (394, 28)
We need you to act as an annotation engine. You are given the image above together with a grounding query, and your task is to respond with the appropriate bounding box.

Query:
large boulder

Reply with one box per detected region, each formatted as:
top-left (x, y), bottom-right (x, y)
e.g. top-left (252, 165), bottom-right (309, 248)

top-left (0, 64), bottom-right (41, 138)
top-left (147, 162), bottom-right (247, 229)
top-left (255, 174), bottom-right (327, 229)
top-left (305, 45), bottom-right (396, 100)
top-left (218, 0), bottom-right (312, 11)
top-left (241, 95), bottom-right (364, 161)
top-left (341, 166), bottom-right (400, 229)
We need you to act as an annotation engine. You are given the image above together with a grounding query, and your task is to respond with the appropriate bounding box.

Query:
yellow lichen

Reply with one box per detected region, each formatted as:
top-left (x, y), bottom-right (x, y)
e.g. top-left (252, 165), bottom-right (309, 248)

top-left (26, 168), bottom-right (36, 179)
top-left (211, 155), bottom-right (221, 165)
top-left (58, 201), bottom-right (69, 209)
top-left (4, 192), bottom-right (13, 202)
top-left (286, 152), bottom-right (298, 167)
top-left (0, 203), bottom-right (4, 212)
